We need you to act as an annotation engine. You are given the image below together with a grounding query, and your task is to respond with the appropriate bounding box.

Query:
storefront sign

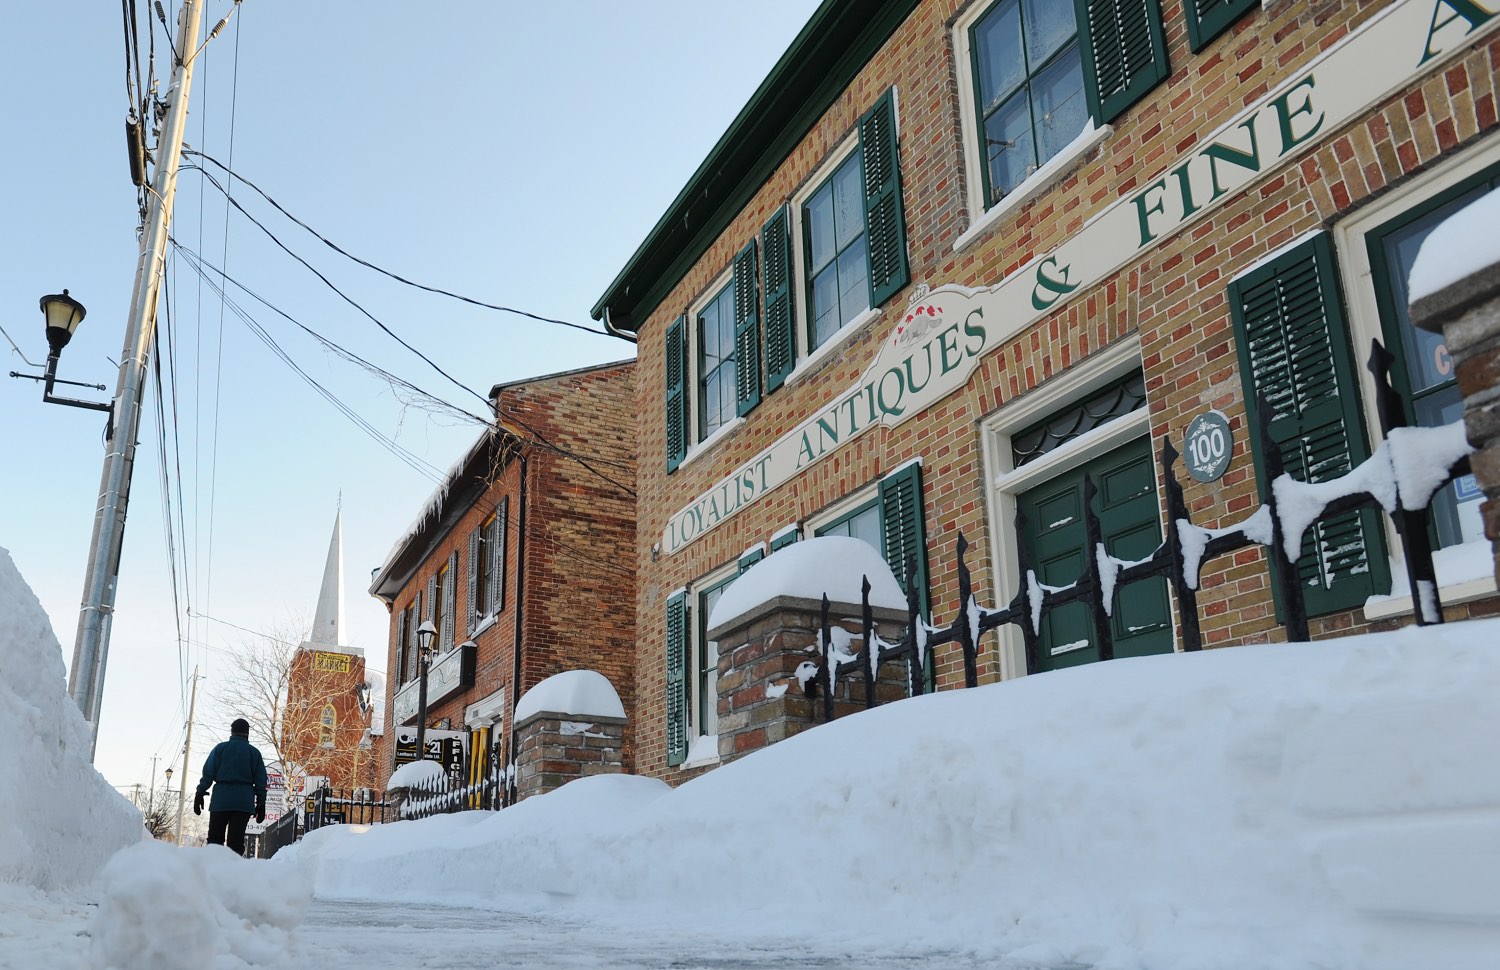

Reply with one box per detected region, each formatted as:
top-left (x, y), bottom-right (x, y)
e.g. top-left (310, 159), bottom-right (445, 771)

top-left (1185, 410), bottom-right (1234, 483)
top-left (662, 0), bottom-right (1498, 556)
top-left (391, 642), bottom-right (476, 725)
top-left (313, 651), bottom-right (351, 673)
top-left (393, 728), bottom-right (466, 778)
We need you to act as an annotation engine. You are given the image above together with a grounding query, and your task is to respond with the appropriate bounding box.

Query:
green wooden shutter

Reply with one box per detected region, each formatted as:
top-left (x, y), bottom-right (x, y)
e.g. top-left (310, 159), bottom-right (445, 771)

top-left (733, 240), bottom-right (762, 416)
top-left (408, 592), bottom-right (422, 682)
top-left (879, 463), bottom-right (930, 616)
top-left (665, 316), bottom-right (688, 472)
top-left (665, 591), bottom-right (689, 767)
top-left (762, 207), bottom-right (797, 392)
top-left (466, 527), bottom-right (480, 634)
top-left (769, 528), bottom-right (799, 553)
top-left (1184, 0), bottom-right (1255, 52)
top-left (1231, 232), bottom-right (1389, 617)
top-left (442, 550), bottom-right (458, 650)
top-left (859, 88), bottom-right (910, 309)
top-left (1075, 0), bottom-right (1170, 125)
top-left (738, 547), bottom-right (765, 575)
top-left (396, 607), bottom-right (409, 685)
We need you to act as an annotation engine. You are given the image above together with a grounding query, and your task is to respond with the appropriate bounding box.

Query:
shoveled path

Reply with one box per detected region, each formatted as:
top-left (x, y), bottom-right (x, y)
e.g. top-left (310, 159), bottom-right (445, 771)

top-left (295, 898), bottom-right (1055, 969)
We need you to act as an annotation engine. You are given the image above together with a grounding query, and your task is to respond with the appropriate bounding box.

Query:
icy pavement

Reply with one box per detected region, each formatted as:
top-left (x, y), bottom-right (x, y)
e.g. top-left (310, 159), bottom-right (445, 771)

top-left (294, 899), bottom-right (1039, 969)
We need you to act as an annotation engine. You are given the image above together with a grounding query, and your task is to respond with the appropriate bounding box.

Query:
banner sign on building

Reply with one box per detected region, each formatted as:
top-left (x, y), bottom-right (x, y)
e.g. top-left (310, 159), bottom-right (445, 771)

top-left (661, 0), bottom-right (1499, 556)
top-left (391, 642), bottom-right (476, 725)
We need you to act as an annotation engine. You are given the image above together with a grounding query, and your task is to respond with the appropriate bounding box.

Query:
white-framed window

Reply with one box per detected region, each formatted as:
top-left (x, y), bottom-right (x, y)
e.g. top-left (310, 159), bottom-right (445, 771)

top-left (1333, 134), bottom-right (1500, 618)
top-left (980, 336), bottom-right (1157, 679)
top-left (952, 0), bottom-right (1174, 252)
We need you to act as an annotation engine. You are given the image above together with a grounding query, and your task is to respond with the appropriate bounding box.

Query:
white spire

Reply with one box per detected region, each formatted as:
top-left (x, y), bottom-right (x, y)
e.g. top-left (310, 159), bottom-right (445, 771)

top-left (307, 508), bottom-right (347, 650)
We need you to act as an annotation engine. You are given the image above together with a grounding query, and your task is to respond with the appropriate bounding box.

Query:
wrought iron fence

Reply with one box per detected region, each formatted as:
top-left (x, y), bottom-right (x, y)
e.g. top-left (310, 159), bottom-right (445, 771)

top-left (397, 764), bottom-right (505, 821)
top-left (304, 786), bottom-right (393, 831)
top-left (807, 339), bottom-right (1474, 716)
top-left (256, 810), bottom-right (299, 859)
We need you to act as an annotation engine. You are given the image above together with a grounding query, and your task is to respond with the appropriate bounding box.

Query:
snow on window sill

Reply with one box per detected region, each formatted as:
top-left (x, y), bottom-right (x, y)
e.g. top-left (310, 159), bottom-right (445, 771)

top-left (472, 612), bottom-right (498, 638)
top-left (679, 416), bottom-right (744, 471)
top-left (953, 122), bottom-right (1114, 255)
top-left (786, 307), bottom-right (884, 387)
top-left (680, 733), bottom-right (721, 769)
top-left (1363, 540), bottom-right (1498, 621)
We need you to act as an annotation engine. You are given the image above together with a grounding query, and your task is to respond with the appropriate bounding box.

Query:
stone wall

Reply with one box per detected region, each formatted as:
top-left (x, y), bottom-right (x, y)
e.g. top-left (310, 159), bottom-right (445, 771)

top-left (1413, 255), bottom-right (1500, 586)
top-left (710, 596), bottom-right (910, 765)
top-left (512, 711), bottom-right (627, 802)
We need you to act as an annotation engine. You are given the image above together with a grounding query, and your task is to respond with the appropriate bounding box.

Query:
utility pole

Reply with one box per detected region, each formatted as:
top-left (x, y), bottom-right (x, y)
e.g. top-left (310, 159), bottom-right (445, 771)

top-left (175, 667), bottom-right (201, 846)
top-left (149, 754), bottom-right (159, 807)
top-left (68, 0), bottom-right (208, 758)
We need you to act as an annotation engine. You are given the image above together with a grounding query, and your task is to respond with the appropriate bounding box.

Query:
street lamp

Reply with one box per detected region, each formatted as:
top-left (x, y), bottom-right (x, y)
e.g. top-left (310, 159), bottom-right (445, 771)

top-left (7, 291), bottom-right (112, 415)
top-left (414, 620), bottom-right (436, 761)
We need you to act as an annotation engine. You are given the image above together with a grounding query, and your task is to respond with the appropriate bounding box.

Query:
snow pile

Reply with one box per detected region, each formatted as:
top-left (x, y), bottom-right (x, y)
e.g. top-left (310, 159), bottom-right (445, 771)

top-left (289, 619), bottom-right (1500, 970)
top-left (707, 536), bottom-right (907, 630)
top-left (91, 840), bottom-right (313, 970)
top-left (513, 669), bottom-right (625, 723)
top-left (0, 546), bottom-right (142, 891)
top-left (1408, 185), bottom-right (1500, 302)
top-left (387, 758), bottom-right (447, 790)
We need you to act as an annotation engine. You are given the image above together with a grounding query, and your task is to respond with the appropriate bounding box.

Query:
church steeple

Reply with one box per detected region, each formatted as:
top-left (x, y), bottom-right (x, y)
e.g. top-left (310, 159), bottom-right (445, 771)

top-left (306, 508), bottom-right (346, 650)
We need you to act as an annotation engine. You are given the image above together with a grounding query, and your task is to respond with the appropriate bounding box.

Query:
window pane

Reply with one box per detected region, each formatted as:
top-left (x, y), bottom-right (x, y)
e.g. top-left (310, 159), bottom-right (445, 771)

top-left (1022, 0), bottom-right (1076, 66)
top-left (849, 505), bottom-right (882, 553)
top-left (1384, 194), bottom-right (1484, 393)
top-left (985, 91), bottom-right (1035, 197)
top-left (837, 238), bottom-right (870, 327)
top-left (700, 310), bottom-right (719, 364)
top-left (1033, 45), bottom-right (1088, 164)
top-left (833, 156), bottom-right (864, 251)
top-left (811, 264), bottom-right (840, 349)
top-left (974, 0), bottom-right (1025, 111)
top-left (807, 184), bottom-right (836, 273)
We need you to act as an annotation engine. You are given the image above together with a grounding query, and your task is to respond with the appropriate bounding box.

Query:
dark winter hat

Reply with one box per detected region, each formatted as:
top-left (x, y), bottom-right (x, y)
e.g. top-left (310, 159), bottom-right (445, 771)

top-left (230, 717), bottom-right (250, 737)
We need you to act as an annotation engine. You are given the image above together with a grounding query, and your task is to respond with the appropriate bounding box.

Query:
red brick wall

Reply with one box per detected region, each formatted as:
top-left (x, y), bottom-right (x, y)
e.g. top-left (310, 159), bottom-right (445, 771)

top-left (627, 1), bottom-right (1500, 782)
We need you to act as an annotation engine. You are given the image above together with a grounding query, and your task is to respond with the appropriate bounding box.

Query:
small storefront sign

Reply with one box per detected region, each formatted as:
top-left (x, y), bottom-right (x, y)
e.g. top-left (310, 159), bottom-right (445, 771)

top-left (391, 642), bottom-right (476, 725)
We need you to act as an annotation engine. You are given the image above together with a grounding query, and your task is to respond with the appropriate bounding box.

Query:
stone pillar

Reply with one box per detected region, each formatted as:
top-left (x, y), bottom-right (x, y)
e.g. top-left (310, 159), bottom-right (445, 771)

top-left (708, 595), bottom-right (910, 765)
top-left (512, 712), bottom-right (626, 802)
top-left (1412, 253), bottom-right (1500, 586)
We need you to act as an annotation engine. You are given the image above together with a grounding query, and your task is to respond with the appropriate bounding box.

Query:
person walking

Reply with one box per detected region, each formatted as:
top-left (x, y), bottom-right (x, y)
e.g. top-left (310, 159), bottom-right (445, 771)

top-left (193, 717), bottom-right (268, 856)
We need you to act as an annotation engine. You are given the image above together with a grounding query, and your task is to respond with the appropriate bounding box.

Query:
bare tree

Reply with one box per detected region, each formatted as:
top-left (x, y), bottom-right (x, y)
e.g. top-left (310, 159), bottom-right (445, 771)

top-left (131, 785), bottom-right (178, 841)
top-left (208, 616), bottom-right (306, 791)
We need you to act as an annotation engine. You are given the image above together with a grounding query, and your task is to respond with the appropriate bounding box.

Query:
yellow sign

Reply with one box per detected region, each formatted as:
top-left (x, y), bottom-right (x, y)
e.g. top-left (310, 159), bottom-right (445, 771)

top-left (313, 651), bottom-right (351, 674)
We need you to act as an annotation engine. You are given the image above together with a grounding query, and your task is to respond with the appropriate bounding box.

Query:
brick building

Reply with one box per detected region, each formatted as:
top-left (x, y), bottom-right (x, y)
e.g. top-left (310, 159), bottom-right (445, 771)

top-left (592, 0), bottom-right (1500, 782)
top-left (369, 361), bottom-right (637, 796)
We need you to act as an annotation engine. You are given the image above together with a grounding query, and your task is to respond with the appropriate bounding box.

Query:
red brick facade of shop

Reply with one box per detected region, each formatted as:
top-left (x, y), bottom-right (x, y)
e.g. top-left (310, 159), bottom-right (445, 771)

top-left (282, 647), bottom-right (375, 791)
top-left (371, 361), bottom-right (637, 784)
top-left (608, 1), bottom-right (1500, 782)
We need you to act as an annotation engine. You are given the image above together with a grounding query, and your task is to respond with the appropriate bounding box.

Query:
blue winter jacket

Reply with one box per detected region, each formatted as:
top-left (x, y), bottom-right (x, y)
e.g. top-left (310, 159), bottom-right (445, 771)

top-left (195, 734), bottom-right (268, 813)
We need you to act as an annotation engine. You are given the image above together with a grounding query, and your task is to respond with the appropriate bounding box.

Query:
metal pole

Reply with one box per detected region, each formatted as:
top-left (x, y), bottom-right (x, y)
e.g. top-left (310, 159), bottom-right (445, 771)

top-left (415, 650), bottom-right (431, 758)
top-left (69, 0), bottom-right (208, 758)
top-left (174, 667), bottom-right (199, 845)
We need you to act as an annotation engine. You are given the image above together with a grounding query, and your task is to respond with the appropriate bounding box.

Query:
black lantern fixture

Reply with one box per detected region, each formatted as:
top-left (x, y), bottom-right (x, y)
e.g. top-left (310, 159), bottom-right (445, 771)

top-left (8, 290), bottom-right (111, 415)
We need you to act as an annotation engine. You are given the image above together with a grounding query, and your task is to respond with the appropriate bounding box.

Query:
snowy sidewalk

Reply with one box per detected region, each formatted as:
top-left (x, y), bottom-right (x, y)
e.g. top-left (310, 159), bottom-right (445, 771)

top-left (295, 898), bottom-right (1014, 969)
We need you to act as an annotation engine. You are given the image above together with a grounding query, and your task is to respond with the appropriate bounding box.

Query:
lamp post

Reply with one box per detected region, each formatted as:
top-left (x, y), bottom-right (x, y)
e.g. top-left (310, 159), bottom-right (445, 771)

top-left (414, 620), bottom-right (436, 761)
top-left (6, 291), bottom-right (114, 415)
top-left (163, 766), bottom-right (175, 842)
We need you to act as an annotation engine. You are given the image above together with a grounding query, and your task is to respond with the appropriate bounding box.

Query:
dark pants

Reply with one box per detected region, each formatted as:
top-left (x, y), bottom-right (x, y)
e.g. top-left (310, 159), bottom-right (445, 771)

top-left (207, 810), bottom-right (251, 856)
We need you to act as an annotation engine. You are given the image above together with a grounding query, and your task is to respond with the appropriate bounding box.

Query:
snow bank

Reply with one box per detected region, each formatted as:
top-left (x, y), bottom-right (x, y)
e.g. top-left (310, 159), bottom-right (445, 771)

top-left (387, 759), bottom-right (447, 790)
top-left (513, 669), bottom-right (625, 723)
top-left (707, 536), bottom-right (907, 630)
top-left (0, 547), bottom-right (142, 891)
top-left (90, 840), bottom-right (313, 969)
top-left (288, 618), bottom-right (1500, 970)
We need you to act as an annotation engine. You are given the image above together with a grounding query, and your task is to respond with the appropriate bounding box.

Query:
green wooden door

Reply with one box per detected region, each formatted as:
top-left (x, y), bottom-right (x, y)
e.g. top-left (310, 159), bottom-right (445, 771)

top-left (1021, 437), bottom-right (1172, 671)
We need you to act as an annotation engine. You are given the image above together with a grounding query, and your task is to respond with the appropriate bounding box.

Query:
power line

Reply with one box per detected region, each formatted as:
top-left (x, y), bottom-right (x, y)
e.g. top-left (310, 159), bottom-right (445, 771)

top-left (168, 240), bottom-right (453, 484)
top-left (184, 149), bottom-right (620, 340)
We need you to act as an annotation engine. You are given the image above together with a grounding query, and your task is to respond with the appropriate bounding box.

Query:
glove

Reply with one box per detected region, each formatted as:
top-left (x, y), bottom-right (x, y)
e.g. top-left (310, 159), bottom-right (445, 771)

top-left (254, 797), bottom-right (266, 825)
top-left (193, 792), bottom-right (204, 816)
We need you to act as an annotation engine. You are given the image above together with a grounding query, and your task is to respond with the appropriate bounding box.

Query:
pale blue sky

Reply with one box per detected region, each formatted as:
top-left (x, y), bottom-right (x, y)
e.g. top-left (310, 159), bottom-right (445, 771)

top-left (1, 1), bottom-right (822, 792)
